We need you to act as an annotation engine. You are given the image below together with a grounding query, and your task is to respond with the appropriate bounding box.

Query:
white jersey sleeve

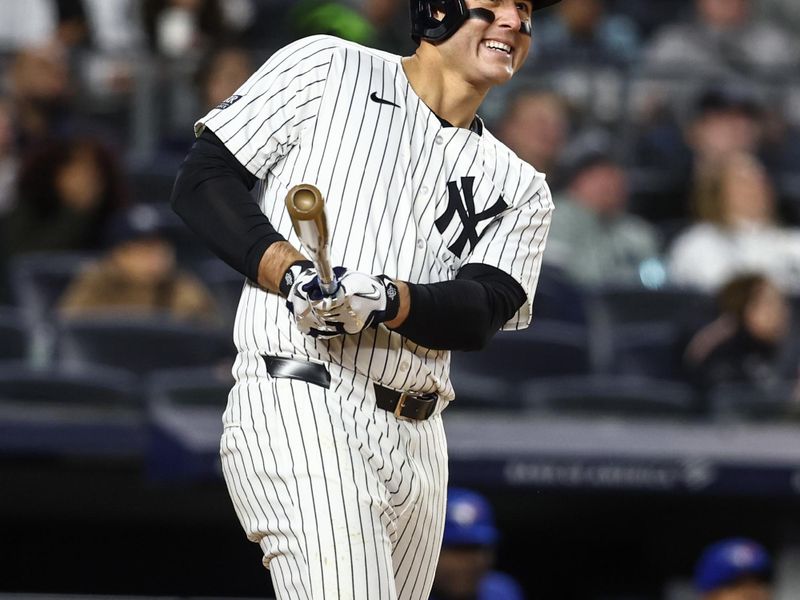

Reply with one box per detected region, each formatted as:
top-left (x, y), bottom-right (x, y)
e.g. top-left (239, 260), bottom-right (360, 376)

top-left (462, 166), bottom-right (554, 331)
top-left (194, 35), bottom-right (339, 179)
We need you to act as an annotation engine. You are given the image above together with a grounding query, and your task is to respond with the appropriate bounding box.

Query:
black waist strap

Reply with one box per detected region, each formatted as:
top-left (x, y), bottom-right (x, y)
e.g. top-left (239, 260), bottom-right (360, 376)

top-left (262, 356), bottom-right (438, 421)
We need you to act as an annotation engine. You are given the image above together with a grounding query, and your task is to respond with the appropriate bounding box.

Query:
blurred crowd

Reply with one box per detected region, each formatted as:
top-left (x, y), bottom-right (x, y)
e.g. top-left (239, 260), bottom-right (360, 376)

top-left (0, 0), bottom-right (799, 417)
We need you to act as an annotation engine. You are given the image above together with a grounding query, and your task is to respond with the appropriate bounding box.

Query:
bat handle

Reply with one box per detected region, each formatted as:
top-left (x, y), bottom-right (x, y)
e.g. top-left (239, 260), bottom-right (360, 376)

top-left (318, 278), bottom-right (340, 297)
top-left (316, 258), bottom-right (339, 297)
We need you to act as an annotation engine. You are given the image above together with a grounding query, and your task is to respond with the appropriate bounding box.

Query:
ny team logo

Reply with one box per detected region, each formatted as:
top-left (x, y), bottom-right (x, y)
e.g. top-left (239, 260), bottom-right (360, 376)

top-left (435, 176), bottom-right (508, 257)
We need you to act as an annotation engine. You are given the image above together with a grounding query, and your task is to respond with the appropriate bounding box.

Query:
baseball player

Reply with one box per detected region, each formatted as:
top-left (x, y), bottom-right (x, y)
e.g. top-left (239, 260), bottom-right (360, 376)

top-left (694, 538), bottom-right (773, 600)
top-left (170, 1), bottom-right (557, 598)
top-left (431, 488), bottom-right (526, 600)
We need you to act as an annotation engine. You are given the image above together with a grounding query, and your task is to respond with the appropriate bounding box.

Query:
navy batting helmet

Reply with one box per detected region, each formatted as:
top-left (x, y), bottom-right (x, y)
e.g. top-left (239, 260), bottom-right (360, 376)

top-left (410, 0), bottom-right (562, 43)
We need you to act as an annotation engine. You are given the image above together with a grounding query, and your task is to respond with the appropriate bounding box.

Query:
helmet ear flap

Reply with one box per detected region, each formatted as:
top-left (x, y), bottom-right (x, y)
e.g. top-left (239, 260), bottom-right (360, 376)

top-left (410, 0), bottom-right (469, 44)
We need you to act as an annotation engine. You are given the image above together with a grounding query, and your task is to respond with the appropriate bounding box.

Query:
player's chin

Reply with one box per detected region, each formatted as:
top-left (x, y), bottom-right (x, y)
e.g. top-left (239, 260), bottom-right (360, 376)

top-left (481, 65), bottom-right (515, 86)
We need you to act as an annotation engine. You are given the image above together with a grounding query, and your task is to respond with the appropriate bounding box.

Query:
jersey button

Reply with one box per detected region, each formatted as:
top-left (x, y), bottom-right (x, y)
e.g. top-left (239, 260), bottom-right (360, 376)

top-left (421, 186), bottom-right (430, 195)
top-left (399, 361), bottom-right (409, 372)
top-left (435, 135), bottom-right (443, 145)
top-left (416, 239), bottom-right (425, 249)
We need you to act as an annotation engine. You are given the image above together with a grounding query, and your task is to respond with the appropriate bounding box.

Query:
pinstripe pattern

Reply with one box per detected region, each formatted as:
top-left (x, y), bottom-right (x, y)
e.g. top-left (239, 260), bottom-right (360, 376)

top-left (221, 373), bottom-right (448, 600)
top-left (200, 33), bottom-right (552, 599)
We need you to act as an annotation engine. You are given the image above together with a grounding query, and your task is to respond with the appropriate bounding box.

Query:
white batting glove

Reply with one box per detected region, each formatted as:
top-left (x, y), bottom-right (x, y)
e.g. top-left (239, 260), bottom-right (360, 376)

top-left (312, 270), bottom-right (401, 335)
top-left (281, 262), bottom-right (342, 339)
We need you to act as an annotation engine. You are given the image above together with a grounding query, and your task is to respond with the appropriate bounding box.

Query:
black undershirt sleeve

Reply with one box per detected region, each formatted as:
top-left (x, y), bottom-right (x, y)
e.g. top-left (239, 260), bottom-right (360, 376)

top-left (170, 129), bottom-right (285, 283)
top-left (393, 263), bottom-right (527, 352)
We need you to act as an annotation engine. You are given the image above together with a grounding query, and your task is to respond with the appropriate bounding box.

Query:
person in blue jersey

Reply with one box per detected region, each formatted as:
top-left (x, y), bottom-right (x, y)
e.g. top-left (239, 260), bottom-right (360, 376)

top-left (430, 488), bottom-right (525, 600)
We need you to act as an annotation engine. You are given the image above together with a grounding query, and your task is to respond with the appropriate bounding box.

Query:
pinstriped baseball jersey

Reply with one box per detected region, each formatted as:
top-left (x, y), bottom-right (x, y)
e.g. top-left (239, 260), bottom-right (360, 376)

top-left (196, 34), bottom-right (553, 402)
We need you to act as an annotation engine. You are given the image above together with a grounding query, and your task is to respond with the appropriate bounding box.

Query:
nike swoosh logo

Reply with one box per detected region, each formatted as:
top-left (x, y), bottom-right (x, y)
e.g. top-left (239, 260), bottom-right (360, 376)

top-left (370, 92), bottom-right (400, 108)
top-left (355, 284), bottom-right (383, 301)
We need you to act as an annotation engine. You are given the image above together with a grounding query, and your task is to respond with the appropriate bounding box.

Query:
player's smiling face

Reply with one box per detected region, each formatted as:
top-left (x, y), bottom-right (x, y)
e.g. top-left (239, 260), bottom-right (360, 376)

top-left (441, 0), bottom-right (534, 87)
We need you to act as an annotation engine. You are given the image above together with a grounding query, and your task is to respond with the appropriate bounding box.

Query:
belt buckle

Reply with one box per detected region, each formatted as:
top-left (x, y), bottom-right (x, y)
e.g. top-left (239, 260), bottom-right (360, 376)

top-left (394, 392), bottom-right (411, 420)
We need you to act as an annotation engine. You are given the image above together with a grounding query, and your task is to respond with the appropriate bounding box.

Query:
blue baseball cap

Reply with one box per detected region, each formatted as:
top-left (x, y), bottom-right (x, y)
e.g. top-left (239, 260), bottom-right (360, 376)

top-left (442, 488), bottom-right (498, 547)
top-left (694, 538), bottom-right (772, 593)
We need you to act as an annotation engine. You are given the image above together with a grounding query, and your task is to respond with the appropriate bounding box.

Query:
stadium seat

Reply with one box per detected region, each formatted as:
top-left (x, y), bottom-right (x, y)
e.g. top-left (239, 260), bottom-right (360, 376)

top-left (708, 382), bottom-right (799, 422)
top-left (0, 361), bottom-right (139, 406)
top-left (522, 374), bottom-right (697, 418)
top-left (8, 252), bottom-right (96, 361)
top-left (0, 308), bottom-right (29, 361)
top-left (56, 315), bottom-right (233, 377)
top-left (9, 252), bottom-right (96, 321)
top-left (451, 320), bottom-right (591, 381)
top-left (590, 285), bottom-right (715, 327)
top-left (129, 163), bottom-right (181, 205)
top-left (147, 366), bottom-right (234, 408)
top-left (195, 258), bottom-right (246, 328)
top-left (447, 368), bottom-right (519, 411)
top-left (530, 264), bottom-right (589, 325)
top-left (608, 321), bottom-right (687, 381)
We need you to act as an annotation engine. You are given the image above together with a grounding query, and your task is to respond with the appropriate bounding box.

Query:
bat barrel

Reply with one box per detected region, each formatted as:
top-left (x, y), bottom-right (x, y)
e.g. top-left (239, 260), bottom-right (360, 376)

top-left (285, 184), bottom-right (337, 294)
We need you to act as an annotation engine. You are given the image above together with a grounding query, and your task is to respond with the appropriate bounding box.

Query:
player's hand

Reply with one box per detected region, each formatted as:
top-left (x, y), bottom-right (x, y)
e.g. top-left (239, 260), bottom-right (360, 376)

top-left (311, 270), bottom-right (400, 335)
top-left (283, 263), bottom-right (344, 339)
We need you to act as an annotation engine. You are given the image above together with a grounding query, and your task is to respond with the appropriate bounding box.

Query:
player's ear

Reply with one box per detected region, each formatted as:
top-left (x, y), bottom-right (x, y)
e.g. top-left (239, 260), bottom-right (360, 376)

top-left (431, 0), bottom-right (447, 22)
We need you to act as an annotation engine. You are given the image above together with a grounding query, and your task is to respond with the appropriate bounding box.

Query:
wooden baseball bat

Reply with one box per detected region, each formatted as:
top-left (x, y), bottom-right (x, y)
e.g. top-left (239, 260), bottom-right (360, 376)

top-left (285, 183), bottom-right (339, 297)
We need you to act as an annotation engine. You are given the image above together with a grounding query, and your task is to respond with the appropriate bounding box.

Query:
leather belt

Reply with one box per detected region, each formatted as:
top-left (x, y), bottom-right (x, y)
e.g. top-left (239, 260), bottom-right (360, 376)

top-left (262, 356), bottom-right (438, 421)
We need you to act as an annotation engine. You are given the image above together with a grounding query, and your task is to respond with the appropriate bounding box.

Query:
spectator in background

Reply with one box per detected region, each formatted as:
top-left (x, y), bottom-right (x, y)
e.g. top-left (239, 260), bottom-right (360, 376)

top-left (611, 0), bottom-right (694, 39)
top-left (632, 85), bottom-right (767, 224)
top-left (141, 0), bottom-right (233, 59)
top-left (757, 0), bottom-right (800, 36)
top-left (497, 90), bottom-right (569, 188)
top-left (0, 0), bottom-right (92, 51)
top-left (668, 153), bottom-right (800, 293)
top-left (543, 133), bottom-right (661, 288)
top-left (694, 537), bottom-right (773, 600)
top-left (643, 0), bottom-right (800, 77)
top-left (59, 204), bottom-right (219, 323)
top-left (195, 45), bottom-right (253, 112)
top-left (529, 0), bottom-right (640, 66)
top-left (9, 44), bottom-right (73, 149)
top-left (357, 0), bottom-right (414, 53)
top-left (3, 137), bottom-right (125, 256)
top-left (684, 273), bottom-right (791, 394)
top-left (0, 99), bottom-right (20, 216)
top-left (431, 488), bottom-right (524, 600)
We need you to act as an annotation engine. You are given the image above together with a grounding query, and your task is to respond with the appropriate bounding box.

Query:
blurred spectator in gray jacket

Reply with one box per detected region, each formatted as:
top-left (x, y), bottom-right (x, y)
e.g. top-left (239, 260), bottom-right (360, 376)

top-left (544, 133), bottom-right (661, 288)
top-left (529, 0), bottom-right (640, 66)
top-left (643, 0), bottom-right (800, 77)
top-left (757, 0), bottom-right (800, 36)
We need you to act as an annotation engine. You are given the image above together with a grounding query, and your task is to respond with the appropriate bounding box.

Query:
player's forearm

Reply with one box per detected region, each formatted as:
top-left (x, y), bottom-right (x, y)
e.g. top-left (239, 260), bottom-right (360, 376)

top-left (387, 264), bottom-right (526, 351)
top-left (257, 241), bottom-right (307, 293)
